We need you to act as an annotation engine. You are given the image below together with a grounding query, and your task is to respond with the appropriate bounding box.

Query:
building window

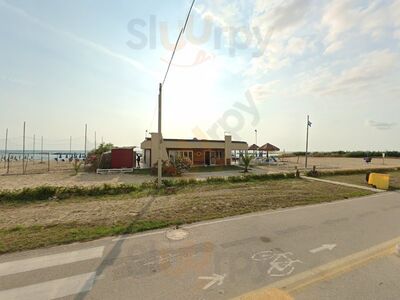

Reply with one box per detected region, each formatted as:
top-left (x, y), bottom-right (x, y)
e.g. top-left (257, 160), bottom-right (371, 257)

top-left (216, 151), bottom-right (224, 159)
top-left (169, 151), bottom-right (193, 163)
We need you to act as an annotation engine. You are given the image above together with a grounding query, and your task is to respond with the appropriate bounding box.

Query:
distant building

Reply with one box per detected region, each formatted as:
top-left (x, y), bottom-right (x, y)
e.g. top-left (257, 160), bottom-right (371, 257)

top-left (140, 133), bottom-right (248, 168)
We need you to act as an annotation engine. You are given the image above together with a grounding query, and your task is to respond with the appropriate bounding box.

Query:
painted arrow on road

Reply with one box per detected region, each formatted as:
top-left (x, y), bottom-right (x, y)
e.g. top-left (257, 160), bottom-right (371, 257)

top-left (198, 273), bottom-right (226, 290)
top-left (310, 244), bottom-right (337, 254)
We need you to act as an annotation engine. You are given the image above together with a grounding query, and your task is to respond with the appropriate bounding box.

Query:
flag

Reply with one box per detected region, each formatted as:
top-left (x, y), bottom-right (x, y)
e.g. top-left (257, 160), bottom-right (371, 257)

top-left (308, 120), bottom-right (312, 127)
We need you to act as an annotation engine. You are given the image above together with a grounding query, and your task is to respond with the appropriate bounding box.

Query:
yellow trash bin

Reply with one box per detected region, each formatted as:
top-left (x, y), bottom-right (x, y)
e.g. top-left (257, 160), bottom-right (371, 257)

top-left (368, 173), bottom-right (390, 190)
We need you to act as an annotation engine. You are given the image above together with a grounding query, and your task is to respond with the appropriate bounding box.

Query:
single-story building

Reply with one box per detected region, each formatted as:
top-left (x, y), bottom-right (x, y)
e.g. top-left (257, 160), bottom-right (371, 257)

top-left (140, 133), bottom-right (248, 168)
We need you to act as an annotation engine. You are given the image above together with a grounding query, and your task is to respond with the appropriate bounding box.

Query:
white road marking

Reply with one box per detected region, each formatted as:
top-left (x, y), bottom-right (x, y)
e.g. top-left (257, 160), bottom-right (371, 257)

top-left (0, 247), bottom-right (104, 277)
top-left (198, 273), bottom-right (226, 290)
top-left (310, 244), bottom-right (337, 254)
top-left (112, 192), bottom-right (390, 242)
top-left (252, 251), bottom-right (303, 277)
top-left (0, 272), bottom-right (96, 300)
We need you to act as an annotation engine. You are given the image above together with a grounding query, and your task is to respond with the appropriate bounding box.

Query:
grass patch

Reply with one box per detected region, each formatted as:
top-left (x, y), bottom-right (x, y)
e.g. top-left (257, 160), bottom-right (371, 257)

top-left (0, 178), bottom-right (373, 254)
top-left (322, 171), bottom-right (400, 190)
top-left (131, 168), bottom-right (152, 175)
top-left (0, 173), bottom-right (296, 204)
top-left (306, 167), bottom-right (400, 177)
top-left (188, 165), bottom-right (243, 173)
top-left (0, 220), bottom-right (173, 254)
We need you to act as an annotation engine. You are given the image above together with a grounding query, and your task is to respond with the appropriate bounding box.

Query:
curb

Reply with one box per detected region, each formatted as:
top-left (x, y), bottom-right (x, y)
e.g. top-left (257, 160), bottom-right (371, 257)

top-left (301, 176), bottom-right (386, 192)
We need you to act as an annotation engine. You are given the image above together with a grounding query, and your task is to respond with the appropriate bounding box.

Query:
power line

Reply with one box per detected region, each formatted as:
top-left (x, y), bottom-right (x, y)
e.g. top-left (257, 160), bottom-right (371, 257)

top-left (162, 0), bottom-right (196, 85)
top-left (156, 0), bottom-right (196, 187)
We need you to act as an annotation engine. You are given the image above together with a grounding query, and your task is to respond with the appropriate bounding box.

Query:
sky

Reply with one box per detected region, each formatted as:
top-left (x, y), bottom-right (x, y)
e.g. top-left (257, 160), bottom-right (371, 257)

top-left (0, 0), bottom-right (399, 151)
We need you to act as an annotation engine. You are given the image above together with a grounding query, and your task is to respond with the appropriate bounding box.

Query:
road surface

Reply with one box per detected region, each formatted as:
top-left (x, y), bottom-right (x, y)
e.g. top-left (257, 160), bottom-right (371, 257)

top-left (0, 191), bottom-right (399, 299)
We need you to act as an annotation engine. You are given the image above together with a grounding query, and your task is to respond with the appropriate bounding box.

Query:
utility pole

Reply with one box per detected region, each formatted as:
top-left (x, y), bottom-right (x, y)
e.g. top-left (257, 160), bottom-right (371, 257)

top-left (157, 83), bottom-right (163, 187)
top-left (22, 122), bottom-right (26, 174)
top-left (305, 115), bottom-right (311, 169)
top-left (41, 136), bottom-right (43, 163)
top-left (255, 129), bottom-right (258, 145)
top-left (84, 124), bottom-right (87, 157)
top-left (4, 128), bottom-right (8, 168)
top-left (94, 131), bottom-right (97, 150)
top-left (69, 136), bottom-right (72, 155)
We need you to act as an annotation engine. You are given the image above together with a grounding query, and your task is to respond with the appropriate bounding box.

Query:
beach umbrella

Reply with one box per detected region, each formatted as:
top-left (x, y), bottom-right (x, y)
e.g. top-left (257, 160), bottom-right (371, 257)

top-left (248, 144), bottom-right (259, 156)
top-left (259, 143), bottom-right (280, 158)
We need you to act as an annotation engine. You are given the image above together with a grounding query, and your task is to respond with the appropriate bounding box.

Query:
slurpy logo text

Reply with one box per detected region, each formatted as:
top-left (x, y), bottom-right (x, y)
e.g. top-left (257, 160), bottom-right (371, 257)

top-left (127, 15), bottom-right (272, 66)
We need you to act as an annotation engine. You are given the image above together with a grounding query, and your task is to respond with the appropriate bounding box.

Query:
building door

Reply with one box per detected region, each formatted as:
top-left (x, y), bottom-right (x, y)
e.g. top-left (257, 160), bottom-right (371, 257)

top-left (205, 151), bottom-right (211, 166)
top-left (210, 151), bottom-right (216, 165)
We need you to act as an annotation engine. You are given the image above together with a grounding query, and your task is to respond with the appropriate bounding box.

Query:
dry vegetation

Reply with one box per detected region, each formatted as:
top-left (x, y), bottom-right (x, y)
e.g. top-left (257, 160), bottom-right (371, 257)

top-left (0, 178), bottom-right (372, 253)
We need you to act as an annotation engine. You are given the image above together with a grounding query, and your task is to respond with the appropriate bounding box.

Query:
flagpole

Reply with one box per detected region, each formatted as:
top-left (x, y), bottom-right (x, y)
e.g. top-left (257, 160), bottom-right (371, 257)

top-left (305, 115), bottom-right (310, 169)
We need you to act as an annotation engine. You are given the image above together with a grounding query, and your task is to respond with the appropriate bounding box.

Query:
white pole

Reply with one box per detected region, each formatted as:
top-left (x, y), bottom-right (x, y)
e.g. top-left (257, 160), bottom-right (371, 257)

top-left (32, 134), bottom-right (35, 164)
top-left (22, 122), bottom-right (26, 174)
top-left (305, 115), bottom-right (310, 169)
top-left (41, 136), bottom-right (43, 163)
top-left (4, 128), bottom-right (8, 168)
top-left (84, 124), bottom-right (87, 157)
top-left (94, 131), bottom-right (97, 150)
top-left (157, 83), bottom-right (162, 187)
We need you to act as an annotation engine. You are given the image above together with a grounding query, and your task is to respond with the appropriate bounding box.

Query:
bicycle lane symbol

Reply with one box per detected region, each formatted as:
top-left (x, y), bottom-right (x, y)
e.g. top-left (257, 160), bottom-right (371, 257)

top-left (252, 250), bottom-right (303, 277)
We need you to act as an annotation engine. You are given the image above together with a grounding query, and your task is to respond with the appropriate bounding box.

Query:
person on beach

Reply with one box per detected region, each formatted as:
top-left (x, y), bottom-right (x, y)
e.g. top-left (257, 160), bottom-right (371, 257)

top-left (136, 154), bottom-right (141, 168)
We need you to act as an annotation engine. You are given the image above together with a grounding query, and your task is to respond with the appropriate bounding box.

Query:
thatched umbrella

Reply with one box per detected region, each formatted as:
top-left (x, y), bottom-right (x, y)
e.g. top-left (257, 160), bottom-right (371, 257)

top-left (248, 144), bottom-right (259, 157)
top-left (259, 143), bottom-right (280, 158)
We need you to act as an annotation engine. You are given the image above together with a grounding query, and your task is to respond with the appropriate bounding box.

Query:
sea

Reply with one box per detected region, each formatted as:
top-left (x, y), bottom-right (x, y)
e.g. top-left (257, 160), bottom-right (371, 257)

top-left (0, 150), bottom-right (86, 161)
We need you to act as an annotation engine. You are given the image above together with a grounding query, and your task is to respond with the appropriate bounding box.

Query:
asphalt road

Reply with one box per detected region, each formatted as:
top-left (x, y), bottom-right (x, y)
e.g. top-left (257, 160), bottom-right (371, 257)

top-left (0, 191), bottom-right (399, 300)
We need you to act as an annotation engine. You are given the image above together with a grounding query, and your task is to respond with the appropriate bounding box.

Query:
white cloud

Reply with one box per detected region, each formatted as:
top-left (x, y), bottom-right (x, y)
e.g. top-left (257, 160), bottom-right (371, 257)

top-left (249, 80), bottom-right (280, 102)
top-left (0, 0), bottom-right (157, 78)
top-left (368, 120), bottom-right (397, 130)
top-left (322, 0), bottom-right (358, 44)
top-left (301, 49), bottom-right (399, 96)
top-left (322, 0), bottom-right (400, 54)
top-left (252, 0), bottom-right (312, 35)
top-left (287, 37), bottom-right (308, 55)
top-left (324, 40), bottom-right (344, 54)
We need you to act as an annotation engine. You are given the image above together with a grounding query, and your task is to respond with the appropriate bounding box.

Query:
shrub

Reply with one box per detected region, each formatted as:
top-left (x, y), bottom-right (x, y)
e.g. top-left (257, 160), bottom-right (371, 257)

top-left (174, 156), bottom-right (192, 174)
top-left (206, 177), bottom-right (226, 184)
top-left (86, 143), bottom-right (114, 172)
top-left (241, 154), bottom-right (253, 173)
top-left (73, 159), bottom-right (83, 175)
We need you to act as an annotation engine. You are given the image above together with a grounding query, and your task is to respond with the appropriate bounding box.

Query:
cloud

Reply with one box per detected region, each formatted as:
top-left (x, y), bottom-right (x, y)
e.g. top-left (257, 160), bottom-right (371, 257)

top-left (334, 50), bottom-right (398, 86)
top-left (243, 0), bottom-right (315, 77)
top-left (0, 0), bottom-right (157, 78)
top-left (322, 0), bottom-right (400, 54)
top-left (252, 0), bottom-right (312, 35)
top-left (0, 75), bottom-right (34, 86)
top-left (287, 37), bottom-right (309, 55)
top-left (195, 0), bottom-right (245, 28)
top-left (324, 40), bottom-right (343, 54)
top-left (303, 49), bottom-right (399, 95)
top-left (368, 120), bottom-right (397, 130)
top-left (249, 80), bottom-right (280, 102)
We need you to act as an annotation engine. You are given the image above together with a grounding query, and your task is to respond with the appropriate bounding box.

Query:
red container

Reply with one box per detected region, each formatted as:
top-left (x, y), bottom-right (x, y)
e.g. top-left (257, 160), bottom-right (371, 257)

top-left (111, 148), bottom-right (135, 169)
